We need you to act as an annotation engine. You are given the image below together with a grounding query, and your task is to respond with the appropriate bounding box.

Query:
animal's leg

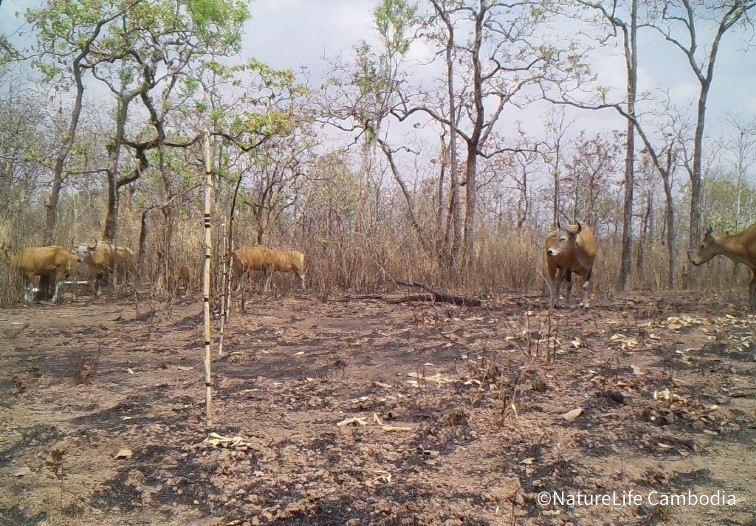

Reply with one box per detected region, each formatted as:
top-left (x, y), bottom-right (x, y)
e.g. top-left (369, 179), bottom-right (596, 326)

top-left (548, 274), bottom-right (556, 308)
top-left (550, 268), bottom-right (564, 308)
top-left (299, 271), bottom-right (306, 290)
top-left (23, 277), bottom-right (33, 303)
top-left (52, 268), bottom-right (69, 303)
top-left (581, 269), bottom-right (593, 309)
top-left (547, 259), bottom-right (558, 308)
top-left (264, 270), bottom-right (273, 292)
top-left (52, 280), bottom-right (63, 303)
top-left (35, 275), bottom-right (49, 301)
top-left (234, 270), bottom-right (243, 293)
top-left (564, 271), bottom-right (573, 307)
top-left (95, 273), bottom-right (105, 295)
top-left (112, 267), bottom-right (119, 294)
top-left (750, 271), bottom-right (756, 312)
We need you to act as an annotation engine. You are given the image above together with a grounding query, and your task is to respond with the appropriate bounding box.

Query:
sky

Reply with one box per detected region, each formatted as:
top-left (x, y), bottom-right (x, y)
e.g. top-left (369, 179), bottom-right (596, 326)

top-left (237, 0), bottom-right (755, 180)
top-left (1, 0), bottom-right (755, 179)
top-left (243, 0), bottom-right (755, 178)
top-left (238, 1), bottom-right (755, 112)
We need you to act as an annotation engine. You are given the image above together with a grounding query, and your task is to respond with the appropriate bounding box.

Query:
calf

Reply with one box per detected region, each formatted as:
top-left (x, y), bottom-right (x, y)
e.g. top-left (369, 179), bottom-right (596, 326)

top-left (544, 221), bottom-right (597, 308)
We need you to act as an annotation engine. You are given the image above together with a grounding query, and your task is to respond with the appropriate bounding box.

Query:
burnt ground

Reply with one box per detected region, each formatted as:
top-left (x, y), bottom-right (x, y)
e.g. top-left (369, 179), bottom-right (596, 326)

top-left (0, 289), bottom-right (754, 526)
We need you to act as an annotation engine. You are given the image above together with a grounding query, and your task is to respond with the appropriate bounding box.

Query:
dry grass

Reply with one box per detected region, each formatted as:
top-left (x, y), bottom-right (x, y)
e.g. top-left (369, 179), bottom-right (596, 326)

top-left (0, 258), bottom-right (22, 306)
top-left (68, 346), bottom-right (101, 385)
top-left (2, 210), bottom-right (752, 306)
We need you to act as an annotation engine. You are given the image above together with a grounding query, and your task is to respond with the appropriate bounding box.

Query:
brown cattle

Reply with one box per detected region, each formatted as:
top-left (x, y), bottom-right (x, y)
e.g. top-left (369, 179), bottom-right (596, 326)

top-left (690, 223), bottom-right (756, 311)
top-left (544, 221), bottom-right (597, 308)
top-left (75, 240), bottom-right (136, 293)
top-left (233, 245), bottom-right (305, 292)
top-left (1, 244), bottom-right (80, 302)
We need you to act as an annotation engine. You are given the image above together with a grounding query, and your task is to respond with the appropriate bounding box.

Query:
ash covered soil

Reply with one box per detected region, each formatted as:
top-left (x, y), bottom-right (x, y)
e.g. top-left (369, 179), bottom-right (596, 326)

top-left (1, 289), bottom-right (754, 526)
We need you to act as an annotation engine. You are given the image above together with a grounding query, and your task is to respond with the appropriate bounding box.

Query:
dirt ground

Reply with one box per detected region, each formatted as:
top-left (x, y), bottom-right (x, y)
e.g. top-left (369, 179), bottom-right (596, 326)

top-left (1, 287), bottom-right (754, 526)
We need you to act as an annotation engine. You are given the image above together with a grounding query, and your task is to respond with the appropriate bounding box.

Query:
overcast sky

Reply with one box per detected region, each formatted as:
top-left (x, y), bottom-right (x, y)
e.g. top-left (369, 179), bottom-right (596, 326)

top-left (2, 0), bottom-right (755, 176)
top-left (239, 0), bottom-right (755, 127)
top-left (237, 0), bottom-right (755, 180)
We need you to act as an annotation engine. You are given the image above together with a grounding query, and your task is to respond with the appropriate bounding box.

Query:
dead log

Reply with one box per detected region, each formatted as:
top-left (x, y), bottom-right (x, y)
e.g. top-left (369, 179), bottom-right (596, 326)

top-left (386, 293), bottom-right (435, 304)
top-left (394, 280), bottom-right (482, 307)
top-left (338, 293), bottom-right (386, 302)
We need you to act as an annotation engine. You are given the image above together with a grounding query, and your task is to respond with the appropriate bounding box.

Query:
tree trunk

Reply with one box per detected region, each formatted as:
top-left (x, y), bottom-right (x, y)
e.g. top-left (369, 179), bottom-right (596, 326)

top-left (617, 0), bottom-right (637, 291)
top-left (553, 139), bottom-right (560, 227)
top-left (159, 140), bottom-right (173, 290)
top-left (256, 216), bottom-right (265, 245)
top-left (43, 176), bottom-right (65, 246)
top-left (636, 191), bottom-right (651, 273)
top-left (463, 144), bottom-right (477, 265)
top-left (432, 0), bottom-right (461, 273)
top-left (103, 98), bottom-right (127, 243)
top-left (44, 59), bottom-right (86, 245)
top-left (160, 208), bottom-right (174, 289)
top-left (662, 170), bottom-right (675, 288)
top-left (138, 209), bottom-right (151, 282)
top-left (517, 166), bottom-right (528, 229)
top-left (688, 82), bottom-right (709, 257)
top-left (447, 159), bottom-right (462, 270)
top-left (437, 136), bottom-right (446, 250)
top-left (461, 5), bottom-right (486, 268)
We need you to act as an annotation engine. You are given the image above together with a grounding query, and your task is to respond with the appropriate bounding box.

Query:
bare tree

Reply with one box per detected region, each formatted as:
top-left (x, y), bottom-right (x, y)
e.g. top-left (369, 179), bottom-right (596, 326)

top-left (201, 129), bottom-right (213, 426)
top-left (543, 107), bottom-right (575, 227)
top-left (722, 114), bottom-right (756, 231)
top-left (26, 0), bottom-right (138, 245)
top-left (243, 133), bottom-right (313, 245)
top-left (401, 0), bottom-right (584, 265)
top-left (647, 0), bottom-right (755, 254)
top-left (428, 0), bottom-right (463, 270)
top-left (571, 0), bottom-right (639, 289)
top-left (660, 143), bottom-right (678, 288)
top-left (623, 97), bottom-right (684, 289)
top-left (563, 132), bottom-right (622, 229)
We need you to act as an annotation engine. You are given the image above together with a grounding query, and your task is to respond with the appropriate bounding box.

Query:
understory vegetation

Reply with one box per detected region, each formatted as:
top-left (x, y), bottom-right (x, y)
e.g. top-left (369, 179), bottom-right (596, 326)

top-left (0, 0), bottom-right (754, 305)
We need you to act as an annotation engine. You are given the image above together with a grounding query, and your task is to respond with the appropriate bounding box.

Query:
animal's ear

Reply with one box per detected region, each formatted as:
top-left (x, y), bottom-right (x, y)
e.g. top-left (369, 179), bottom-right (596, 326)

top-left (88, 239), bottom-right (97, 250)
top-left (574, 220), bottom-right (582, 234)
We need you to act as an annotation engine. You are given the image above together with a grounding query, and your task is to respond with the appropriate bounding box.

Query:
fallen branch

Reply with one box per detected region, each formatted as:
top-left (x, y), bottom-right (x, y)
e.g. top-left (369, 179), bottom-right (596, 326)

top-left (337, 293), bottom-right (386, 302)
top-left (386, 293), bottom-right (435, 304)
top-left (394, 280), bottom-right (482, 307)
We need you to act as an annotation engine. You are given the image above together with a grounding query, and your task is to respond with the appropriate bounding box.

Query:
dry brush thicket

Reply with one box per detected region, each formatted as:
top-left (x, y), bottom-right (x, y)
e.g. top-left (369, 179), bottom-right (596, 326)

top-left (0, 0), bottom-right (754, 307)
top-left (1, 168), bottom-right (753, 307)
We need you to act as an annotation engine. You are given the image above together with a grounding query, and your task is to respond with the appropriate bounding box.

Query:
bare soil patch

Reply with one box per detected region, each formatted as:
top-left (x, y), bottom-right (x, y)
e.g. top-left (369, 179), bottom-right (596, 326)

top-left (1, 291), bottom-right (754, 525)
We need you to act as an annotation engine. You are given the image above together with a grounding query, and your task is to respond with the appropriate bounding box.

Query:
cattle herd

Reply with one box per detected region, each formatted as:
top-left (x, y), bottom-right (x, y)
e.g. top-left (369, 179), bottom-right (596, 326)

top-left (1, 221), bottom-right (755, 310)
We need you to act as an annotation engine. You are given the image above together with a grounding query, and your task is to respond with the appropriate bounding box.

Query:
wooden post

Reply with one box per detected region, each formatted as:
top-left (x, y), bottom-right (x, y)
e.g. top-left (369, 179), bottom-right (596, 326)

top-left (202, 130), bottom-right (214, 427)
